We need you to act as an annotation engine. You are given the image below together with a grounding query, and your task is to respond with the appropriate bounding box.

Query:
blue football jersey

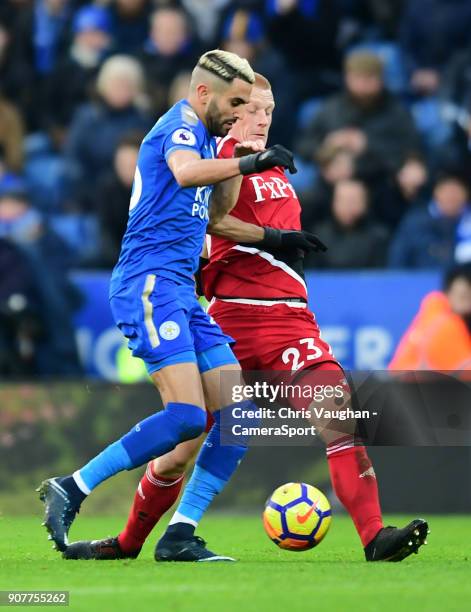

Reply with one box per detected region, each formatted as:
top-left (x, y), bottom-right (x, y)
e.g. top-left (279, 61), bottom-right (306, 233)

top-left (110, 99), bottom-right (217, 298)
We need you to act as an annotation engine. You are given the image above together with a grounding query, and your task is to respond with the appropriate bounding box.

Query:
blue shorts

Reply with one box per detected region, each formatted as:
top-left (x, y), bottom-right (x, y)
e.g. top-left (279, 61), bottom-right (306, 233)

top-left (110, 274), bottom-right (237, 374)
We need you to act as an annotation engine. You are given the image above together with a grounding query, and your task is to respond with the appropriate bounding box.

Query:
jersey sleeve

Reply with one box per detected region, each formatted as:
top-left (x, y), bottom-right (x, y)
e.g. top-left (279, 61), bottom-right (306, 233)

top-left (216, 136), bottom-right (237, 160)
top-left (163, 123), bottom-right (204, 162)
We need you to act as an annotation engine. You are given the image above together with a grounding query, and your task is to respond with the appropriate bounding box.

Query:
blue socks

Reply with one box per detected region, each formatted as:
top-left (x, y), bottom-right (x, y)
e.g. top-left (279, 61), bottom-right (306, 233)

top-left (172, 465), bottom-right (227, 527)
top-left (74, 402), bottom-right (206, 494)
top-left (73, 441), bottom-right (132, 494)
top-left (169, 402), bottom-right (256, 527)
top-left (120, 402), bottom-right (206, 466)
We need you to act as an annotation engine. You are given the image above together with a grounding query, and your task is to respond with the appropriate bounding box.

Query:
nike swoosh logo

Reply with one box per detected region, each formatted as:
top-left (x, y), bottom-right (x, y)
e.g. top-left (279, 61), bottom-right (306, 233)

top-left (296, 503), bottom-right (317, 524)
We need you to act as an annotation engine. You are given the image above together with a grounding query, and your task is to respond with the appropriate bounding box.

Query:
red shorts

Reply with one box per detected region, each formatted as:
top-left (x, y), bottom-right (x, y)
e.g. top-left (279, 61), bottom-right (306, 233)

top-left (209, 299), bottom-right (338, 373)
top-left (205, 300), bottom-right (344, 429)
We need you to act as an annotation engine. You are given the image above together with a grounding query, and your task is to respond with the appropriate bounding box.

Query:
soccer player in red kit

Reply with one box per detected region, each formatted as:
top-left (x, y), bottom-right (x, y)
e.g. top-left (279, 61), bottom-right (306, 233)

top-left (64, 74), bottom-right (428, 563)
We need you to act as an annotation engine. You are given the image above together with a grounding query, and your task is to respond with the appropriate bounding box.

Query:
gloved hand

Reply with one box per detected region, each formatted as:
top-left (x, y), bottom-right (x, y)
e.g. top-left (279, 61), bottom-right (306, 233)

top-left (239, 144), bottom-right (297, 175)
top-left (255, 228), bottom-right (327, 253)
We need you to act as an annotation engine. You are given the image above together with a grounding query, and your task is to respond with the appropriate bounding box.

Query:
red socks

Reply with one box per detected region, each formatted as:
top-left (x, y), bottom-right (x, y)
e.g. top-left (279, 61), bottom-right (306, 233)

top-left (327, 440), bottom-right (383, 547)
top-left (118, 463), bottom-right (184, 554)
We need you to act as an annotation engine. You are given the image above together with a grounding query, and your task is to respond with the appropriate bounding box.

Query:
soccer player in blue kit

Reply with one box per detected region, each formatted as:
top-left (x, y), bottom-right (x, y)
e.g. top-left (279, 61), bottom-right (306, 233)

top-left (38, 50), bottom-right (297, 560)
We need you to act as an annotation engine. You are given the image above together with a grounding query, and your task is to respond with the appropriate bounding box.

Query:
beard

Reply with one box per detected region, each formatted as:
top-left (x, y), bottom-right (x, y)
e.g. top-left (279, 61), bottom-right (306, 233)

top-left (205, 99), bottom-right (230, 137)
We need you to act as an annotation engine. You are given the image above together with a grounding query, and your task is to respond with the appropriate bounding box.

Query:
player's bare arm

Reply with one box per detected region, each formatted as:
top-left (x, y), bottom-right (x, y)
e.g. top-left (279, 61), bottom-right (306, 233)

top-left (209, 140), bottom-right (266, 224)
top-left (208, 214), bottom-right (265, 242)
top-left (167, 143), bottom-right (296, 188)
top-left (209, 212), bottom-right (327, 253)
top-left (209, 177), bottom-right (243, 225)
top-left (167, 149), bottom-right (243, 188)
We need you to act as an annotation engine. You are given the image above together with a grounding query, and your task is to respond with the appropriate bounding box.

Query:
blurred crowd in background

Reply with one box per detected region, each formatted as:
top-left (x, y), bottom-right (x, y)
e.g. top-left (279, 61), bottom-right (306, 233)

top-left (1, 0), bottom-right (471, 376)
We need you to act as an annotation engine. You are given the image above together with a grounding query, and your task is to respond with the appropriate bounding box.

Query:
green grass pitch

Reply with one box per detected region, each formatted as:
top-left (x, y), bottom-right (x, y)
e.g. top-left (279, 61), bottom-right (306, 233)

top-left (0, 515), bottom-right (469, 611)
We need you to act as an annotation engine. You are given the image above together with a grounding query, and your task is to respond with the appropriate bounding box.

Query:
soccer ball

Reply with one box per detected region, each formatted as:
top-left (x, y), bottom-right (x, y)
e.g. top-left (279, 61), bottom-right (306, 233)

top-left (263, 482), bottom-right (332, 551)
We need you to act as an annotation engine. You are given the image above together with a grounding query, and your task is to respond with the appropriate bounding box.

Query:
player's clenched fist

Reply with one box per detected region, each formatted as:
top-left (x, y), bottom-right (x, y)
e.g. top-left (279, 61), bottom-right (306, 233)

top-left (239, 144), bottom-right (297, 175)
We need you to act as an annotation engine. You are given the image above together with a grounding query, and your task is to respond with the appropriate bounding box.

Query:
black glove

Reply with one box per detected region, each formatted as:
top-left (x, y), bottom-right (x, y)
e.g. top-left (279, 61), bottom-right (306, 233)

top-left (256, 228), bottom-right (327, 253)
top-left (239, 144), bottom-right (297, 175)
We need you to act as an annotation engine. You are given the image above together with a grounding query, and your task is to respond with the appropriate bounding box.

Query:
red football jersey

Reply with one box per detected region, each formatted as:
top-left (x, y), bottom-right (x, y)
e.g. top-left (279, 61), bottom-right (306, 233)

top-left (203, 136), bottom-right (307, 301)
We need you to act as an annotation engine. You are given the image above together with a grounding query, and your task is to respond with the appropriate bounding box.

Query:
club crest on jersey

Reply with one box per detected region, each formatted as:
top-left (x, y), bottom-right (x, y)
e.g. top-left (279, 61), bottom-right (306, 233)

top-left (172, 128), bottom-right (196, 146)
top-left (159, 320), bottom-right (180, 341)
top-left (249, 175), bottom-right (298, 203)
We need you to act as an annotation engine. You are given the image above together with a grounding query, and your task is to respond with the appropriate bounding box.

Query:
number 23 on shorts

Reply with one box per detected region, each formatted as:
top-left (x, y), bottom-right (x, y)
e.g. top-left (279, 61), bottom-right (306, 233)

top-left (281, 337), bottom-right (334, 372)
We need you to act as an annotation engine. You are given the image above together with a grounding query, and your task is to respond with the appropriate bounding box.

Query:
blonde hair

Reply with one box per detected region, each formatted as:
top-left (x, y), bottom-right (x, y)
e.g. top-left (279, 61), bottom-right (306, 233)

top-left (253, 72), bottom-right (271, 90)
top-left (345, 51), bottom-right (383, 76)
top-left (196, 49), bottom-right (255, 85)
top-left (96, 55), bottom-right (146, 106)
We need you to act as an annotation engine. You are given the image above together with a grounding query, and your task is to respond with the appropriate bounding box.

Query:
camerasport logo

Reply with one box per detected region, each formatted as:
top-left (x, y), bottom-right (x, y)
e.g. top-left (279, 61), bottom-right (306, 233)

top-left (159, 321), bottom-right (180, 340)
